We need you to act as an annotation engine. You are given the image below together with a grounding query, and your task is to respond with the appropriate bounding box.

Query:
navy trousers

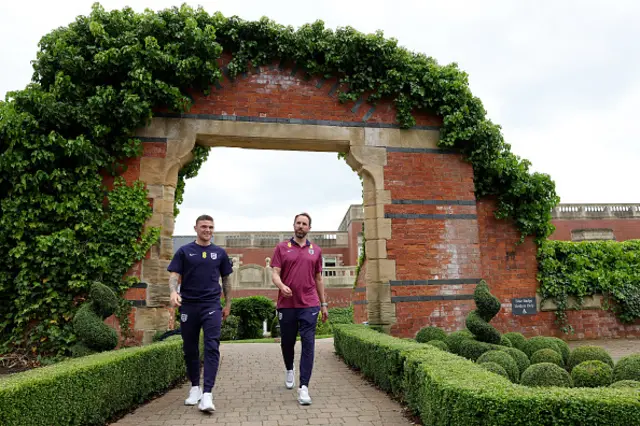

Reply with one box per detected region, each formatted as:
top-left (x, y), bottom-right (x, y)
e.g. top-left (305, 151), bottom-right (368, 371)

top-left (278, 307), bottom-right (320, 387)
top-left (179, 302), bottom-right (222, 393)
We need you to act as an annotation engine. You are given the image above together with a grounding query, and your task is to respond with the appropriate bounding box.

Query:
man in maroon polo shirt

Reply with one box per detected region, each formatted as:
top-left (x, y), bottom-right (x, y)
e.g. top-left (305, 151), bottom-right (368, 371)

top-left (271, 212), bottom-right (328, 405)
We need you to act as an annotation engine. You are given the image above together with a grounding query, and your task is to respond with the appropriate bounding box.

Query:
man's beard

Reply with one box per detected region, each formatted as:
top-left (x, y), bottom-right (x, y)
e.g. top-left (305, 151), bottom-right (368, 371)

top-left (295, 229), bottom-right (307, 239)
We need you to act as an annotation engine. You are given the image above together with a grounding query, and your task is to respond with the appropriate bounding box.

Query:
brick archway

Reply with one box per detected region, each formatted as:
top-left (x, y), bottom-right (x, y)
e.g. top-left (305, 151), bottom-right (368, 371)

top-left (124, 60), bottom-right (543, 343)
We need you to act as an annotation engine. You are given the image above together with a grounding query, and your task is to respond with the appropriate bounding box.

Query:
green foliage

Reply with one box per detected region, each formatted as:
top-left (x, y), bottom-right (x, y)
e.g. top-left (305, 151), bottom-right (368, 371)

top-left (0, 338), bottom-right (185, 426)
top-left (523, 336), bottom-right (561, 358)
top-left (497, 346), bottom-right (530, 376)
top-left (537, 239), bottom-right (640, 331)
top-left (425, 340), bottom-right (449, 352)
top-left (503, 332), bottom-right (527, 351)
top-left (444, 330), bottom-right (474, 353)
top-left (500, 335), bottom-right (513, 347)
top-left (567, 346), bottom-right (614, 372)
top-left (520, 362), bottom-right (573, 388)
top-left (531, 348), bottom-right (564, 367)
top-left (230, 296), bottom-right (275, 340)
top-left (174, 144), bottom-right (211, 217)
top-left (466, 281), bottom-right (501, 344)
top-left (572, 360), bottom-right (613, 388)
top-left (477, 350), bottom-right (519, 382)
top-left (220, 314), bottom-right (240, 341)
top-left (610, 380), bottom-right (640, 389)
top-left (270, 315), bottom-right (279, 338)
top-left (457, 339), bottom-right (498, 361)
top-left (72, 283), bottom-right (119, 353)
top-left (415, 326), bottom-right (447, 343)
top-left (315, 306), bottom-right (354, 335)
top-left (479, 361), bottom-right (510, 379)
top-left (334, 324), bottom-right (640, 426)
top-left (613, 354), bottom-right (640, 382)
top-left (548, 336), bottom-right (571, 364)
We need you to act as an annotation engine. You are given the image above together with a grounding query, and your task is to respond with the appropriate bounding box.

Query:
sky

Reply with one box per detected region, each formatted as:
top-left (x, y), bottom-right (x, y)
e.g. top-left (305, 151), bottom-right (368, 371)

top-left (1, 1), bottom-right (638, 234)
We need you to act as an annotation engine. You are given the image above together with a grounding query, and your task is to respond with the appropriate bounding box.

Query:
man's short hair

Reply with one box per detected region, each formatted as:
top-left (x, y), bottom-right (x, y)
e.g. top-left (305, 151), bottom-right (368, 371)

top-left (196, 214), bottom-right (214, 225)
top-left (294, 212), bottom-right (312, 227)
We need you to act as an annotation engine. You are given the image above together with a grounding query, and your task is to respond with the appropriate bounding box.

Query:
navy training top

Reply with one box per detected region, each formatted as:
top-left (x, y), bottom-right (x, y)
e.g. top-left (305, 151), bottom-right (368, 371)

top-left (167, 241), bottom-right (233, 303)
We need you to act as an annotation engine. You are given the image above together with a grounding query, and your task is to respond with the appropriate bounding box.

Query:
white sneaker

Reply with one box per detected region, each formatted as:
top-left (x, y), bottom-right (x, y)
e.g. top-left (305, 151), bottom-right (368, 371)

top-left (198, 392), bottom-right (215, 412)
top-left (285, 369), bottom-right (295, 389)
top-left (184, 386), bottom-right (202, 405)
top-left (297, 385), bottom-right (312, 405)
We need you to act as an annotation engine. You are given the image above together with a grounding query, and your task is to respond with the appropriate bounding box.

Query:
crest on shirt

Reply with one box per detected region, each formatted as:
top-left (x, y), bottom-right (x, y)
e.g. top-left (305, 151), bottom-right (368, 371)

top-left (181, 314), bottom-right (188, 322)
top-left (211, 252), bottom-right (217, 260)
top-left (308, 249), bottom-right (314, 255)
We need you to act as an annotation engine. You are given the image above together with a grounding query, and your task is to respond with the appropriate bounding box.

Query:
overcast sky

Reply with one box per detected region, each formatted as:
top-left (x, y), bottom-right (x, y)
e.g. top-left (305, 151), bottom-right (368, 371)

top-left (2, 1), bottom-right (638, 234)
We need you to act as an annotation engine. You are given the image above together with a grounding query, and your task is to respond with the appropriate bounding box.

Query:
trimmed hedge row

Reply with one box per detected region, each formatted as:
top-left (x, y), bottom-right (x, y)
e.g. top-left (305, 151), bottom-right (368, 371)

top-left (0, 337), bottom-right (185, 426)
top-left (333, 324), bottom-right (640, 426)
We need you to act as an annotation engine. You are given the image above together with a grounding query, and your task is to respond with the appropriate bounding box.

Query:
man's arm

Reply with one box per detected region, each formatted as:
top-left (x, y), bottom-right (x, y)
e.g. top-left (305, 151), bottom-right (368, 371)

top-left (315, 272), bottom-right (328, 322)
top-left (169, 272), bottom-right (181, 306)
top-left (221, 275), bottom-right (232, 307)
top-left (272, 267), bottom-right (292, 297)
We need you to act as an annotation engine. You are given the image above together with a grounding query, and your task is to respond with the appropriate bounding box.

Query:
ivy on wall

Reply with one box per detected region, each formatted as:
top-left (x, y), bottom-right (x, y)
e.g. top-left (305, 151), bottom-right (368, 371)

top-left (1, 3), bottom-right (558, 355)
top-left (537, 240), bottom-right (640, 332)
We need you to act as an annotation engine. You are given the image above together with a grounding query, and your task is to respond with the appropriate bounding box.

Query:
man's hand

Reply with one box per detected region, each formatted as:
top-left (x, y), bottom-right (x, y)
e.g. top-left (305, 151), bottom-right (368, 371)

top-left (170, 290), bottom-right (182, 307)
top-left (279, 284), bottom-right (293, 298)
top-left (321, 306), bottom-right (329, 323)
top-left (222, 305), bottom-right (231, 321)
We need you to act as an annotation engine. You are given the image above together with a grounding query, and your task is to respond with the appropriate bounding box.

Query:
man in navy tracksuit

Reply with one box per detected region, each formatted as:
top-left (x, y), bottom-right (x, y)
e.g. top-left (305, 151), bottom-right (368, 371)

top-left (168, 214), bottom-right (233, 413)
top-left (271, 212), bottom-right (328, 405)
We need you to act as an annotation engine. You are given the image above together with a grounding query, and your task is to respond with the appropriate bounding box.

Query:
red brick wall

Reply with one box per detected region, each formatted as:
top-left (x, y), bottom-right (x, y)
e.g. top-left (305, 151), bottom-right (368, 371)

top-left (231, 288), bottom-right (353, 308)
top-left (347, 221), bottom-right (363, 266)
top-left (550, 219), bottom-right (640, 242)
top-left (353, 261), bottom-right (367, 324)
top-left (227, 247), bottom-right (351, 266)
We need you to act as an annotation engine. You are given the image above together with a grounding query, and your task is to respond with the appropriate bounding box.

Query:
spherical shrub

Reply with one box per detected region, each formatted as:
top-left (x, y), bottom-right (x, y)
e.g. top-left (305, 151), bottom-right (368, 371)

top-left (524, 336), bottom-right (561, 358)
top-left (477, 350), bottom-right (520, 382)
top-left (531, 348), bottom-right (564, 367)
top-left (480, 362), bottom-right (510, 380)
top-left (571, 360), bottom-right (613, 388)
top-left (613, 354), bottom-right (640, 382)
top-left (499, 347), bottom-right (530, 376)
top-left (520, 363), bottom-right (573, 388)
top-left (457, 339), bottom-right (495, 361)
top-left (445, 330), bottom-right (474, 354)
top-left (503, 332), bottom-right (527, 351)
top-left (548, 337), bottom-right (571, 364)
top-left (610, 380), bottom-right (640, 389)
top-left (425, 340), bottom-right (449, 352)
top-left (567, 346), bottom-right (614, 372)
top-left (500, 335), bottom-right (513, 347)
top-left (415, 326), bottom-right (447, 343)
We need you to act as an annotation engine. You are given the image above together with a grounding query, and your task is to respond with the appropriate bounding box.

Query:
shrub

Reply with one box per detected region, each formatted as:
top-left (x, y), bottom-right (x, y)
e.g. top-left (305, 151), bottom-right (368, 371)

top-left (498, 347), bottom-right (530, 376)
top-left (520, 363), bottom-right (573, 388)
top-left (316, 317), bottom-right (332, 335)
top-left (572, 360), bottom-right (613, 388)
top-left (72, 283), bottom-right (119, 354)
top-left (0, 338), bottom-right (185, 425)
top-left (613, 354), bottom-right (640, 382)
top-left (503, 332), bottom-right (527, 351)
top-left (425, 340), bottom-right (449, 352)
top-left (465, 281), bottom-right (501, 344)
top-left (500, 335), bottom-right (513, 347)
top-left (220, 315), bottom-right (240, 341)
top-left (329, 306), bottom-right (354, 325)
top-left (335, 324), bottom-right (640, 426)
top-left (415, 326), bottom-right (447, 343)
top-left (477, 350), bottom-right (519, 382)
top-left (230, 296), bottom-right (275, 339)
top-left (567, 346), bottom-right (614, 372)
top-left (270, 315), bottom-right (279, 338)
top-left (523, 336), bottom-right (561, 358)
top-left (610, 380), bottom-right (640, 389)
top-left (549, 337), bottom-right (571, 364)
top-left (444, 330), bottom-right (474, 353)
top-left (457, 339), bottom-right (497, 361)
top-left (480, 361), bottom-right (510, 379)
top-left (531, 348), bottom-right (564, 367)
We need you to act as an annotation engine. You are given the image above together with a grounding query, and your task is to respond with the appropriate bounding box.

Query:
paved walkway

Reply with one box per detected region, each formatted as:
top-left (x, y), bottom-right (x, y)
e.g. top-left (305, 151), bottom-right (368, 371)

top-left (111, 339), bottom-right (412, 426)
top-left (567, 338), bottom-right (640, 362)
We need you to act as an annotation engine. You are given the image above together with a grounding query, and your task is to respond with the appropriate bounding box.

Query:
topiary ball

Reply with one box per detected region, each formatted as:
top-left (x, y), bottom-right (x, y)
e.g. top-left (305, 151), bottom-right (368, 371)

top-left (571, 360), bottom-right (613, 388)
top-left (500, 335), bottom-right (513, 347)
top-left (477, 350), bottom-right (520, 382)
top-left (498, 347), bottom-right (531, 377)
top-left (531, 348), bottom-right (564, 367)
top-left (520, 363), bottom-right (573, 388)
top-left (415, 326), bottom-right (447, 343)
top-left (524, 336), bottom-right (561, 358)
top-left (457, 339), bottom-right (496, 361)
top-left (503, 332), bottom-right (527, 352)
top-left (445, 330), bottom-right (474, 354)
top-left (548, 337), bottom-right (571, 365)
top-left (613, 354), bottom-right (640, 382)
top-left (610, 380), bottom-right (640, 389)
top-left (567, 346), bottom-right (614, 372)
top-left (425, 340), bottom-right (449, 352)
top-left (480, 361), bottom-right (510, 380)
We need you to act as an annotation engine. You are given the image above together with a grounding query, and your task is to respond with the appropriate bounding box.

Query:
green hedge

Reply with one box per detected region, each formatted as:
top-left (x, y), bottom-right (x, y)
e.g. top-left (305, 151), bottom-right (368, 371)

top-left (0, 338), bottom-right (185, 425)
top-left (333, 324), bottom-right (640, 426)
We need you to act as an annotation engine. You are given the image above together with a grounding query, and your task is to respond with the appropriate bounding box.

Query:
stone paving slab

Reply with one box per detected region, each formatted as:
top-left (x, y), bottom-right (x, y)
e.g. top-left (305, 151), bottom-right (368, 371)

top-left (111, 339), bottom-right (413, 426)
top-left (567, 338), bottom-right (640, 362)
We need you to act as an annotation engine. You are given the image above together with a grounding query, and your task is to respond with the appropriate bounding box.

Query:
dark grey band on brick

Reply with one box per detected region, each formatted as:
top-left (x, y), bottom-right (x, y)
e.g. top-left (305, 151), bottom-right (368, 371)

top-left (354, 287), bottom-right (367, 292)
top-left (386, 147), bottom-right (454, 154)
top-left (351, 96), bottom-right (366, 113)
top-left (390, 279), bottom-right (482, 286)
top-left (328, 82), bottom-right (339, 97)
top-left (131, 300), bottom-right (147, 307)
top-left (391, 294), bottom-right (474, 303)
top-left (362, 106), bottom-right (376, 122)
top-left (315, 78), bottom-right (325, 89)
top-left (135, 136), bottom-right (168, 143)
top-left (352, 300), bottom-right (368, 305)
top-left (153, 112), bottom-right (441, 130)
top-left (385, 213), bottom-right (477, 220)
top-left (131, 282), bottom-right (148, 288)
top-left (391, 199), bottom-right (476, 206)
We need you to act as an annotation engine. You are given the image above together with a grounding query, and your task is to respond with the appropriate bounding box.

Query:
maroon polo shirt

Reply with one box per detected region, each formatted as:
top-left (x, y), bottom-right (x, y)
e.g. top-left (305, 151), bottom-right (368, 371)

top-left (271, 238), bottom-right (322, 309)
